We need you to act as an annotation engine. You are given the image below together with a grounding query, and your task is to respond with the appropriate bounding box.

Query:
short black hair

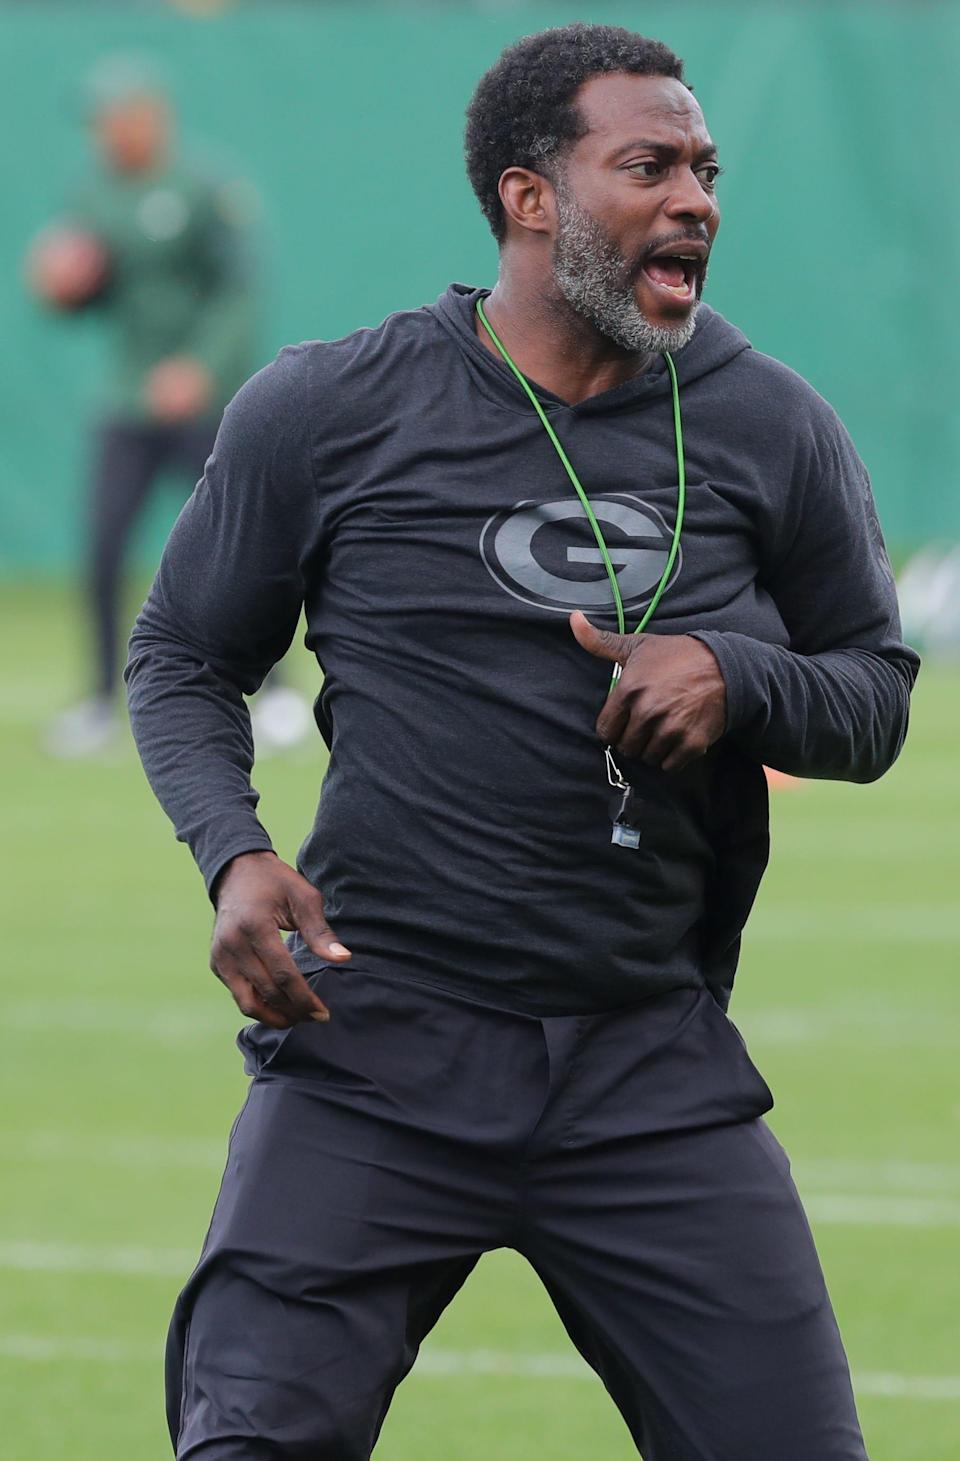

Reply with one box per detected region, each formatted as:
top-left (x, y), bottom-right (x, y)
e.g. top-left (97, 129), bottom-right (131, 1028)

top-left (465, 24), bottom-right (687, 244)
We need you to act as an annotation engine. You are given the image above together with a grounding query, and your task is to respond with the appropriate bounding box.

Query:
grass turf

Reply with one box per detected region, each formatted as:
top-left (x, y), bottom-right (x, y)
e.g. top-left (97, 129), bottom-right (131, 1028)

top-left (0, 579), bottom-right (957, 1459)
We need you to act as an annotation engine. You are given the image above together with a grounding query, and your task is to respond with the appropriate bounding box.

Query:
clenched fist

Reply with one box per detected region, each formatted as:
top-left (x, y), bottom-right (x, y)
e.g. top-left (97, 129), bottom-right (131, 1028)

top-left (26, 226), bottom-right (111, 311)
top-left (144, 355), bottom-right (213, 423)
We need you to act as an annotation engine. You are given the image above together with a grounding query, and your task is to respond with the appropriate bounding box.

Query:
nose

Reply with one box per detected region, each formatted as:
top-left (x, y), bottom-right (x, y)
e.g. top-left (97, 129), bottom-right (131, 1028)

top-left (663, 167), bottom-right (717, 226)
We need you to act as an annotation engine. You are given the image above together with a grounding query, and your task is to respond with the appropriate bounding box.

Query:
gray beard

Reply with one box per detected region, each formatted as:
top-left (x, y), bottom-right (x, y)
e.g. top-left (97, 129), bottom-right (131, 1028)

top-left (552, 185), bottom-right (699, 355)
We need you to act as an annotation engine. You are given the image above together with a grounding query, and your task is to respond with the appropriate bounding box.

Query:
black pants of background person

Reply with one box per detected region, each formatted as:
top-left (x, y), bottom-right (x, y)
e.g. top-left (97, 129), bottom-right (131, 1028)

top-left (167, 970), bottom-right (869, 1461)
top-left (88, 416), bottom-right (218, 700)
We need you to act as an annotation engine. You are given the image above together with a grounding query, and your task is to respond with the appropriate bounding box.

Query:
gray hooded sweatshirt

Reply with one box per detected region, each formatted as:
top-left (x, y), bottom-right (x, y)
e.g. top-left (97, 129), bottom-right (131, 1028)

top-left (126, 284), bottom-right (919, 1016)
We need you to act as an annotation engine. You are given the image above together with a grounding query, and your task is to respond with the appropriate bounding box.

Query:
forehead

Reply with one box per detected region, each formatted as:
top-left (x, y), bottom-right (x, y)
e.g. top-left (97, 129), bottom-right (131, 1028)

top-left (97, 94), bottom-right (165, 124)
top-left (571, 72), bottom-right (712, 155)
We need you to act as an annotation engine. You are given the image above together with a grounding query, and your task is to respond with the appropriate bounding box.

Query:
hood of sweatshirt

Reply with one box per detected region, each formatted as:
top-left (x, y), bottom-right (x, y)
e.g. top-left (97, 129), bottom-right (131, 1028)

top-left (429, 282), bottom-right (752, 417)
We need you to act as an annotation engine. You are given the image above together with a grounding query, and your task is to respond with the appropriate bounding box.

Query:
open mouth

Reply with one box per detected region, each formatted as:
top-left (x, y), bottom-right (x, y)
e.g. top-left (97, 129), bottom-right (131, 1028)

top-left (640, 250), bottom-right (704, 305)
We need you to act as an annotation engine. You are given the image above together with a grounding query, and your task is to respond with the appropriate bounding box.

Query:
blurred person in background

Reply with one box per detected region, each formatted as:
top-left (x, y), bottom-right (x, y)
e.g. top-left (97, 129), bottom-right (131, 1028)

top-left (26, 55), bottom-right (310, 757)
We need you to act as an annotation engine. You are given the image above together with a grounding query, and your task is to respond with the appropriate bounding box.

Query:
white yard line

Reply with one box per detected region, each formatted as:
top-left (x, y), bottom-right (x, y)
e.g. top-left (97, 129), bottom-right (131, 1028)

top-left (6, 1001), bottom-right (224, 1040)
top-left (5, 1134), bottom-right (960, 1205)
top-left (738, 1008), bottom-right (959, 1049)
top-left (8, 998), bottom-right (958, 1050)
top-left (748, 906), bottom-right (959, 943)
top-left (0, 1335), bottom-right (154, 1363)
top-left (0, 1241), bottom-right (195, 1277)
top-left (852, 1372), bottom-right (960, 1402)
top-left (413, 1351), bottom-right (960, 1402)
top-left (0, 1333), bottom-right (957, 1402)
top-left (0, 1131), bottom-right (227, 1168)
top-left (796, 1158), bottom-right (960, 1195)
top-left (3, 1185), bottom-right (960, 1287)
top-left (805, 1195), bottom-right (960, 1226)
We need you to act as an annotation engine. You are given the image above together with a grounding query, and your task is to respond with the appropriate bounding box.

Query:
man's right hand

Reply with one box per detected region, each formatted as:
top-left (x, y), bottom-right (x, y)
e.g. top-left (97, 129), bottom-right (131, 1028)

top-left (26, 226), bottom-right (110, 311)
top-left (210, 851), bottom-right (351, 1028)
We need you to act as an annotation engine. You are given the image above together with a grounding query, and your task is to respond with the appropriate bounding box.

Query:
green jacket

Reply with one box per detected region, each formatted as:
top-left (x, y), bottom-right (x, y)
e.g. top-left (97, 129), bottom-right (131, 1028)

top-left (68, 156), bottom-right (258, 421)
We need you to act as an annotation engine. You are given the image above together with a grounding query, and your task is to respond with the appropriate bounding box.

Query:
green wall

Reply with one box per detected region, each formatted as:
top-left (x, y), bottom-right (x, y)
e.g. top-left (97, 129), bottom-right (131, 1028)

top-left (1, 0), bottom-right (958, 572)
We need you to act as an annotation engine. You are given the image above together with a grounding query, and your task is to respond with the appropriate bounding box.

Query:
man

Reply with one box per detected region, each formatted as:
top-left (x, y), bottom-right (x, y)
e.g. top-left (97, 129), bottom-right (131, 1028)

top-left (28, 56), bottom-right (308, 755)
top-left (127, 24), bottom-right (917, 1460)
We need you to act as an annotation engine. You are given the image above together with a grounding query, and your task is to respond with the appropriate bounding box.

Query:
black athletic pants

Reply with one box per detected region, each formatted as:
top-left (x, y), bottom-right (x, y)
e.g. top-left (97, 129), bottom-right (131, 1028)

top-left (88, 416), bottom-right (218, 698)
top-left (167, 969), bottom-right (869, 1460)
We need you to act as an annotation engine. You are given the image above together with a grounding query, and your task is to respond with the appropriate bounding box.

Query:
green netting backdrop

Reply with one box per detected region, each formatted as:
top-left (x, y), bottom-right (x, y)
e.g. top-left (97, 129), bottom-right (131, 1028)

top-left (1, 0), bottom-right (958, 572)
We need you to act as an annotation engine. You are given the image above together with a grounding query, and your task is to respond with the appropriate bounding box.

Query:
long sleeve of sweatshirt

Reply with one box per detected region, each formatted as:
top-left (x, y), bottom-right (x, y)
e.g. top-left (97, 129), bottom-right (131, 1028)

top-left (691, 419), bottom-right (919, 782)
top-left (125, 348), bottom-right (320, 894)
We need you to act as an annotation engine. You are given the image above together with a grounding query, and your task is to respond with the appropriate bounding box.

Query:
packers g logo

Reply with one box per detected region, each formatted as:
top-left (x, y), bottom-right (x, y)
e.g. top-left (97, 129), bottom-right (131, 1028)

top-left (479, 494), bottom-right (681, 614)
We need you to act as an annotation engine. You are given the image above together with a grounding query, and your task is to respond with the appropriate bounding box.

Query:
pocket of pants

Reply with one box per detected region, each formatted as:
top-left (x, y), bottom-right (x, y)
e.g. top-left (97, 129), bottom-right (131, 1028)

top-left (239, 967), bottom-right (383, 1094)
top-left (234, 970), bottom-right (333, 1077)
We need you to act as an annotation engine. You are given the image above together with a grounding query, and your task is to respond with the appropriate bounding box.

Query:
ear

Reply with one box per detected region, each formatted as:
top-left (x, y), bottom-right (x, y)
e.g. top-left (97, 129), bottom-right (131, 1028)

top-left (497, 166), bottom-right (555, 237)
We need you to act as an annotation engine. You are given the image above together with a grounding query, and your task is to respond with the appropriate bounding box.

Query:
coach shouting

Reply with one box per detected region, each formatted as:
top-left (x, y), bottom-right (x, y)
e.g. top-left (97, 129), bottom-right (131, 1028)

top-left (127, 25), bottom-right (918, 1460)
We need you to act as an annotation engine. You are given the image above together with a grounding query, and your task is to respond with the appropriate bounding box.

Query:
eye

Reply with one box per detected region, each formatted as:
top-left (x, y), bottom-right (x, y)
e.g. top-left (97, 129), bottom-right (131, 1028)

top-left (696, 163), bottom-right (723, 190)
top-left (626, 160), bottom-right (663, 178)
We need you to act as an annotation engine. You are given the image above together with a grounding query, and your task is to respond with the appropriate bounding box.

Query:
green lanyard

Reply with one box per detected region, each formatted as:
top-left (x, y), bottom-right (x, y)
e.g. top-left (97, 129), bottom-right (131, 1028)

top-left (476, 296), bottom-right (687, 842)
top-left (475, 296), bottom-right (686, 690)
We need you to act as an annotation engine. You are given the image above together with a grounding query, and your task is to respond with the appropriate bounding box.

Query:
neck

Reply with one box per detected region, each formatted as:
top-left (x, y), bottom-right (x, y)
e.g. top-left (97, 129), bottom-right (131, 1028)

top-left (476, 262), bottom-right (654, 406)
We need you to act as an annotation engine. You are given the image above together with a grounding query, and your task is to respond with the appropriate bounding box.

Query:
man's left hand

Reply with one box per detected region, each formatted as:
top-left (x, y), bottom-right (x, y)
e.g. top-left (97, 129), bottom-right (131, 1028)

top-left (144, 355), bottom-right (213, 423)
top-left (570, 610), bottom-right (726, 773)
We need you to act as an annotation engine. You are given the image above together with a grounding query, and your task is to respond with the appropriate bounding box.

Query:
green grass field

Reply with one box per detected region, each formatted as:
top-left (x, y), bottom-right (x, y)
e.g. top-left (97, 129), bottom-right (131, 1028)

top-left (1, 580), bottom-right (957, 1460)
